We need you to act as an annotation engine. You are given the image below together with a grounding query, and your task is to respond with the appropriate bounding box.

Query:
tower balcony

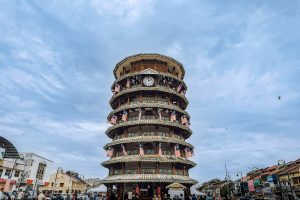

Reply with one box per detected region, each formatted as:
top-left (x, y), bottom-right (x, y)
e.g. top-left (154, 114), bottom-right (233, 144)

top-left (107, 102), bottom-right (190, 122)
top-left (106, 119), bottom-right (192, 139)
top-left (101, 155), bottom-right (196, 168)
top-left (110, 85), bottom-right (188, 110)
top-left (101, 174), bottom-right (197, 185)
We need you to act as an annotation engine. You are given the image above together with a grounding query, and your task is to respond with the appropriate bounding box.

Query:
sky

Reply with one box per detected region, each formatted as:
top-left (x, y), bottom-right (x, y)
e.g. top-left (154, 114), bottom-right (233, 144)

top-left (0, 0), bottom-right (300, 184)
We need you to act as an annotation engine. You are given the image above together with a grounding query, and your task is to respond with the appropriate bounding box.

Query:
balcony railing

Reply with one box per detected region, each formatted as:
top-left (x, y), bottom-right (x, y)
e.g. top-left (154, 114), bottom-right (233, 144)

top-left (141, 169), bottom-right (156, 174)
top-left (162, 150), bottom-right (172, 156)
top-left (144, 150), bottom-right (156, 155)
top-left (159, 169), bottom-right (172, 175)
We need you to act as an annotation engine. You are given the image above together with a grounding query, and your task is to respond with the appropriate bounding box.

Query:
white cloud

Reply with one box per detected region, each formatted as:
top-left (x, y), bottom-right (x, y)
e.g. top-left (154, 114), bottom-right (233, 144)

top-left (90, 0), bottom-right (154, 24)
top-left (0, 112), bottom-right (109, 141)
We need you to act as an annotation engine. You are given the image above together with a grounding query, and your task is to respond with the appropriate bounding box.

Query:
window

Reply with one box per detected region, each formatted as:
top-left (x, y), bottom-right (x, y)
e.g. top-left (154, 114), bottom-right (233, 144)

top-left (14, 171), bottom-right (20, 177)
top-left (142, 169), bottom-right (155, 174)
top-left (36, 162), bottom-right (47, 180)
top-left (5, 169), bottom-right (11, 176)
top-left (60, 183), bottom-right (64, 187)
top-left (127, 132), bottom-right (137, 137)
top-left (159, 169), bottom-right (172, 175)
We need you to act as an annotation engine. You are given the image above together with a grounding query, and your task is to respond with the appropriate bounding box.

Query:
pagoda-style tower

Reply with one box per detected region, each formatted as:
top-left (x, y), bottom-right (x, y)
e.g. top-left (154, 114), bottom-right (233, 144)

top-left (102, 53), bottom-right (197, 199)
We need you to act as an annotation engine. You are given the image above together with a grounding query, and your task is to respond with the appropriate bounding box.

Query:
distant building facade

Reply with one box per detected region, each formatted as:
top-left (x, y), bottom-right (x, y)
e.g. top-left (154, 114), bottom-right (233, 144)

top-left (41, 169), bottom-right (88, 194)
top-left (0, 153), bottom-right (54, 192)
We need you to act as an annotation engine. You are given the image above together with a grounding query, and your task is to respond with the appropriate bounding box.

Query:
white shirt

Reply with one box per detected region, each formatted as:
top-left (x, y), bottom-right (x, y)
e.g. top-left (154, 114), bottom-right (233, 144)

top-left (0, 191), bottom-right (4, 200)
top-left (17, 192), bottom-right (24, 200)
top-left (38, 193), bottom-right (45, 200)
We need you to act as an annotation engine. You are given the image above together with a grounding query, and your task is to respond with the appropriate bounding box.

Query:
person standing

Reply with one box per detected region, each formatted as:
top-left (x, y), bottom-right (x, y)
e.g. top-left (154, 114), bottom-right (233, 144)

top-left (38, 192), bottom-right (45, 200)
top-left (17, 190), bottom-right (24, 200)
top-left (66, 193), bottom-right (71, 200)
top-left (0, 188), bottom-right (4, 200)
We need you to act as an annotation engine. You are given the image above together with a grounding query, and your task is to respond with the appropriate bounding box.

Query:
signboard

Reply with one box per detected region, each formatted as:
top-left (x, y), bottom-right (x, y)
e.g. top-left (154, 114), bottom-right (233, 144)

top-left (254, 179), bottom-right (260, 187)
top-left (248, 180), bottom-right (255, 192)
top-left (267, 175), bottom-right (278, 184)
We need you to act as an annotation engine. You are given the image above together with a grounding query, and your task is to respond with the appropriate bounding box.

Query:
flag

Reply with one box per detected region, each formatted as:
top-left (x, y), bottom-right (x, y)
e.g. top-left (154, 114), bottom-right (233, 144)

top-left (4, 179), bottom-right (11, 192)
top-left (114, 84), bottom-right (121, 94)
top-left (106, 147), bottom-right (114, 157)
top-left (126, 78), bottom-right (131, 88)
top-left (138, 108), bottom-right (142, 120)
top-left (158, 142), bottom-right (162, 156)
top-left (121, 110), bottom-right (128, 122)
top-left (121, 144), bottom-right (128, 156)
top-left (139, 143), bottom-right (144, 156)
top-left (177, 83), bottom-right (183, 92)
top-left (110, 115), bottom-right (117, 125)
top-left (170, 111), bottom-right (176, 122)
top-left (185, 147), bottom-right (192, 158)
top-left (248, 180), bottom-right (255, 192)
top-left (158, 109), bottom-right (162, 121)
top-left (181, 115), bottom-right (189, 126)
top-left (174, 144), bottom-right (181, 157)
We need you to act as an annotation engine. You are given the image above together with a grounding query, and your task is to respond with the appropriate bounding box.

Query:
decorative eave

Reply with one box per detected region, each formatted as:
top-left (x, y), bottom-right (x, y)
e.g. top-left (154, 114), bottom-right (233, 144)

top-left (106, 120), bottom-right (192, 138)
top-left (101, 155), bottom-right (196, 168)
top-left (110, 86), bottom-right (189, 107)
top-left (111, 72), bottom-right (187, 90)
top-left (103, 136), bottom-right (193, 149)
top-left (107, 103), bottom-right (190, 121)
top-left (113, 53), bottom-right (185, 79)
top-left (101, 174), bottom-right (197, 184)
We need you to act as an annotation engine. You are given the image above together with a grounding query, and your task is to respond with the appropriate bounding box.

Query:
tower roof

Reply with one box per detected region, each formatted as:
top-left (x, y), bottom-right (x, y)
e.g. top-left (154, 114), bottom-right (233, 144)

top-left (113, 53), bottom-right (185, 79)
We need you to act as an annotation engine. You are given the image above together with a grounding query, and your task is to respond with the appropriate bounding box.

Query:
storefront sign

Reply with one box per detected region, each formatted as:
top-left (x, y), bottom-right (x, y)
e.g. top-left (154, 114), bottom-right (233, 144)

top-left (248, 180), bottom-right (255, 192)
top-left (254, 179), bottom-right (260, 187)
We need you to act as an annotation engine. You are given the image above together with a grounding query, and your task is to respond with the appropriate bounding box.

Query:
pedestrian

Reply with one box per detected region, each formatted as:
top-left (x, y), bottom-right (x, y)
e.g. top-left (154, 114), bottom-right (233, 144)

top-left (66, 193), bottom-right (71, 200)
top-left (38, 192), bottom-right (45, 200)
top-left (0, 188), bottom-right (4, 200)
top-left (45, 193), bottom-right (51, 200)
top-left (191, 194), bottom-right (196, 200)
top-left (93, 192), bottom-right (98, 200)
top-left (17, 190), bottom-right (24, 200)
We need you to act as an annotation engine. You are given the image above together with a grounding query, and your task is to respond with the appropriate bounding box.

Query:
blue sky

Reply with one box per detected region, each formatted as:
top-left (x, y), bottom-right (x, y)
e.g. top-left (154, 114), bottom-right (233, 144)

top-left (0, 0), bottom-right (300, 183)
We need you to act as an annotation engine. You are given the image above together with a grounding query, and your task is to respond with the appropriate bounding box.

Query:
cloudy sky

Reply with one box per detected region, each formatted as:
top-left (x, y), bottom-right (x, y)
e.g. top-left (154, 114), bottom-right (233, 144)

top-left (0, 0), bottom-right (300, 183)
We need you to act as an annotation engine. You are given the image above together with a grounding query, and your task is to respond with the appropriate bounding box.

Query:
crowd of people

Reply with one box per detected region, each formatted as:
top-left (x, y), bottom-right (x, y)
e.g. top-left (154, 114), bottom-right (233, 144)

top-left (0, 188), bottom-right (216, 200)
top-left (0, 188), bottom-right (107, 200)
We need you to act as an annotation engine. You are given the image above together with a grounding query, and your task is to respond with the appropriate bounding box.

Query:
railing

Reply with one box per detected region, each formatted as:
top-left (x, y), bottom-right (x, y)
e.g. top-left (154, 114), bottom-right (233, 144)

top-left (141, 169), bottom-right (156, 174)
top-left (144, 149), bottom-right (156, 155)
top-left (127, 133), bottom-right (138, 137)
top-left (115, 152), bottom-right (123, 157)
top-left (176, 170), bottom-right (184, 176)
top-left (162, 150), bottom-right (172, 156)
top-left (159, 169), bottom-right (172, 175)
top-left (143, 132), bottom-right (155, 136)
top-left (125, 170), bottom-right (137, 174)
top-left (127, 150), bottom-right (138, 155)
top-left (111, 85), bottom-right (188, 105)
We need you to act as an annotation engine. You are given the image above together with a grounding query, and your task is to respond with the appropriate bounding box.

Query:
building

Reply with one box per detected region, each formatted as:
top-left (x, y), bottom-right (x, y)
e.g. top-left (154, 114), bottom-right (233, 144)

top-left (0, 136), bottom-right (54, 192)
top-left (41, 169), bottom-right (88, 194)
top-left (277, 159), bottom-right (300, 198)
top-left (21, 153), bottom-right (54, 191)
top-left (0, 136), bottom-right (22, 191)
top-left (101, 53), bottom-right (197, 199)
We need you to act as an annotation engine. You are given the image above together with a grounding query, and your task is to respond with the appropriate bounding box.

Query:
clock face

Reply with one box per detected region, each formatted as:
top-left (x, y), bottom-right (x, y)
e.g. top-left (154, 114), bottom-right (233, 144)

top-left (143, 76), bottom-right (155, 87)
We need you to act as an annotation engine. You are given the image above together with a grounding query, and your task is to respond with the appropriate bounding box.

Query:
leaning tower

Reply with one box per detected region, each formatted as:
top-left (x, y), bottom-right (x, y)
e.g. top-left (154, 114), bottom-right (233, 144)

top-left (102, 53), bottom-right (197, 199)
